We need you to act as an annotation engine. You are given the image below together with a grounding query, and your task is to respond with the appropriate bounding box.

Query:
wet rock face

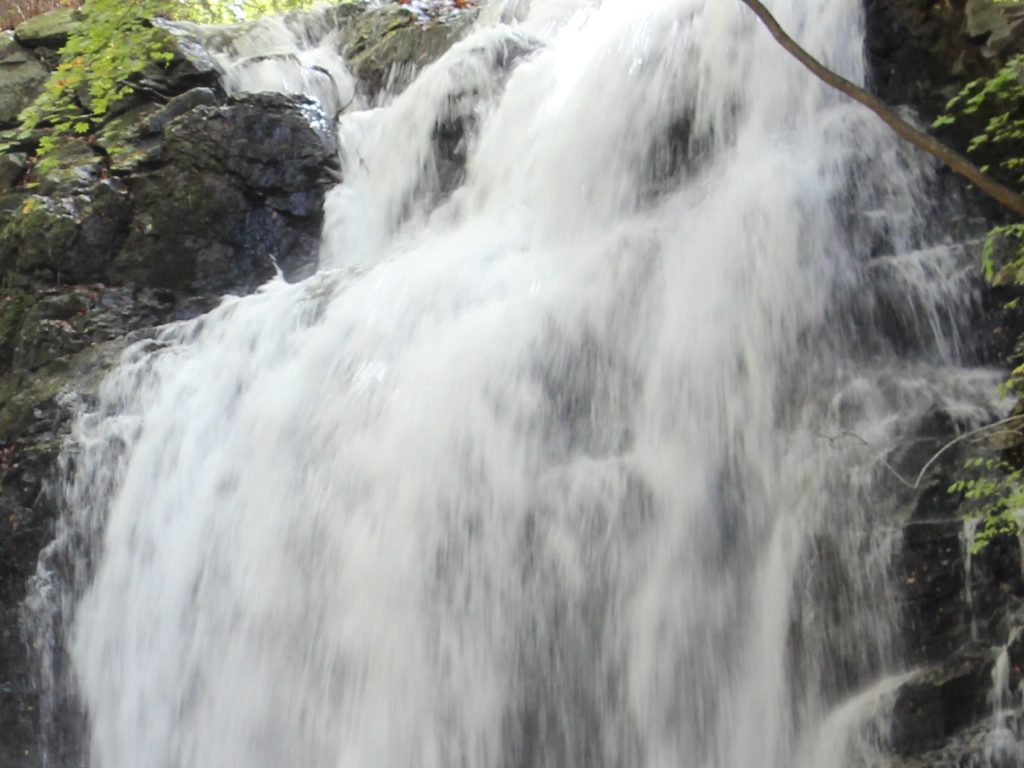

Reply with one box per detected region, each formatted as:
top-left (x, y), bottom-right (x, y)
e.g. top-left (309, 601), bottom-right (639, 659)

top-left (115, 91), bottom-right (339, 293)
top-left (888, 459), bottom-right (1024, 763)
top-left (863, 0), bottom-right (1024, 214)
top-left (0, 284), bottom-right (174, 768)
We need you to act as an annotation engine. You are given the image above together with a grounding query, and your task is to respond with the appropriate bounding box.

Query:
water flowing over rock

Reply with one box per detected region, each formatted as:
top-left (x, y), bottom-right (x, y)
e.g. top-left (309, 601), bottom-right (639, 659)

top-left (2, 1), bottom-right (1024, 767)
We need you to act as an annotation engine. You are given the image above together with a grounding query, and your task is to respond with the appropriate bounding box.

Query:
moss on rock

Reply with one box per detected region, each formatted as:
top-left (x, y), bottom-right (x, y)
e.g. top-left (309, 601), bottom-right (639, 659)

top-left (12, 7), bottom-right (84, 50)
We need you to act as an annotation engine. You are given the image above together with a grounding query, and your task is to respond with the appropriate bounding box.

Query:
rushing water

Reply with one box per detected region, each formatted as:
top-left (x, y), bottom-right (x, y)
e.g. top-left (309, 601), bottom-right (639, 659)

top-left (26, 0), bottom-right (1017, 766)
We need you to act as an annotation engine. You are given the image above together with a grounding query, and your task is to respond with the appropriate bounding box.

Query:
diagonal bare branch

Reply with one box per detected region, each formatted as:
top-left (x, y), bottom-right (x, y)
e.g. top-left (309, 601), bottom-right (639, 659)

top-left (738, 0), bottom-right (1024, 218)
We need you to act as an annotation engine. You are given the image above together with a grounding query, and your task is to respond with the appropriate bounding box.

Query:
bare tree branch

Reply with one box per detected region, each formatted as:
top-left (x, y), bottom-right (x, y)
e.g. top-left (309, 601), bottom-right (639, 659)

top-left (738, 0), bottom-right (1024, 218)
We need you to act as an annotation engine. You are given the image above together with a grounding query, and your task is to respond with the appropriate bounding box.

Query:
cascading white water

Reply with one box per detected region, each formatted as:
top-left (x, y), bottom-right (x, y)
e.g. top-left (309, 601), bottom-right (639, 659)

top-left (34, 0), bottom-right (1017, 766)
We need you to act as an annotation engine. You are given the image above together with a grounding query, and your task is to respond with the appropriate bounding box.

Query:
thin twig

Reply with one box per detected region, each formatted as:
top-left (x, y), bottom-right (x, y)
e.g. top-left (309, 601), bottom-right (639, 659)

top-left (824, 414), bottom-right (1024, 490)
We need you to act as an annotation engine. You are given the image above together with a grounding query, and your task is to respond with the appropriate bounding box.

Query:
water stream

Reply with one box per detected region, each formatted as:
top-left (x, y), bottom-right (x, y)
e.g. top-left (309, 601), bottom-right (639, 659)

top-left (27, 0), bottom-right (1017, 765)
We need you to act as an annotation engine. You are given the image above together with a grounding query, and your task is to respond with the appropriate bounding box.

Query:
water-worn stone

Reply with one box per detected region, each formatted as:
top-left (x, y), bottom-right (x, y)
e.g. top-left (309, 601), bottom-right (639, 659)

top-left (103, 92), bottom-right (339, 293)
top-left (340, 5), bottom-right (475, 96)
top-left (889, 653), bottom-right (996, 756)
top-left (145, 86), bottom-right (219, 134)
top-left (165, 92), bottom-right (338, 193)
top-left (0, 181), bottom-right (132, 285)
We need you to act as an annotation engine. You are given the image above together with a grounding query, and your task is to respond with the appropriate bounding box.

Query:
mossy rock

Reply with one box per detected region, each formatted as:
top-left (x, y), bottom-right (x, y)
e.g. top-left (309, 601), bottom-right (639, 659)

top-left (0, 30), bottom-right (38, 64)
top-left (340, 6), bottom-right (475, 95)
top-left (0, 365), bottom-right (66, 447)
top-left (0, 195), bottom-right (78, 282)
top-left (0, 32), bottom-right (48, 127)
top-left (0, 291), bottom-right (35, 369)
top-left (0, 125), bottom-right (46, 154)
top-left (12, 294), bottom-right (89, 372)
top-left (94, 103), bottom-right (164, 174)
top-left (27, 138), bottom-right (102, 192)
top-left (13, 8), bottom-right (84, 49)
top-left (0, 152), bottom-right (26, 190)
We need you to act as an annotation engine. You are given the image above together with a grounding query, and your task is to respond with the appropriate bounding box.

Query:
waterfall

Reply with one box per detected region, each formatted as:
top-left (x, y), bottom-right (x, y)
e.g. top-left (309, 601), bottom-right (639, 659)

top-left (30, 0), bottom-right (1012, 766)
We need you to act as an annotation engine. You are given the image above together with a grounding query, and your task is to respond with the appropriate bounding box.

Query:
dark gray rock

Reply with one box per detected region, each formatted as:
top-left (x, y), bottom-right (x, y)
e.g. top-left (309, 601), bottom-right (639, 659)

top-left (93, 103), bottom-right (165, 173)
top-left (164, 92), bottom-right (338, 193)
top-left (0, 152), bottom-right (27, 190)
top-left (0, 283), bottom-right (174, 768)
top-left (106, 92), bottom-right (338, 294)
top-left (339, 5), bottom-right (476, 97)
top-left (965, 0), bottom-right (1024, 54)
top-left (0, 181), bottom-right (132, 285)
top-left (900, 520), bottom-right (972, 664)
top-left (144, 86), bottom-right (219, 134)
top-left (889, 653), bottom-right (996, 756)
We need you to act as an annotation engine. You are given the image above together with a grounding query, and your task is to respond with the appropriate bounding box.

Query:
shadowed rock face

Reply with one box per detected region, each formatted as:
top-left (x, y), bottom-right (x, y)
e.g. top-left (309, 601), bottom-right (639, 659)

top-left (0, 90), bottom-right (338, 295)
top-left (864, 0), bottom-right (1024, 115)
top-left (860, 2), bottom-right (1024, 764)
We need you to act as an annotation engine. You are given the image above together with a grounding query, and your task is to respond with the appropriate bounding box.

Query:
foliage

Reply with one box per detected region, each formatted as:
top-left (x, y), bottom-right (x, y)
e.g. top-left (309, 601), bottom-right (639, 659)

top-left (938, 51), bottom-right (1024, 548)
top-left (949, 457), bottom-right (1024, 553)
top-left (10, 0), bottom-right (320, 170)
top-left (17, 0), bottom-right (175, 168)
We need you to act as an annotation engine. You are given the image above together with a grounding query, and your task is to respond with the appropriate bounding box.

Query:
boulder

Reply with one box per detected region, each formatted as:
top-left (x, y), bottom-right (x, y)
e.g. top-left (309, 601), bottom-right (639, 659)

top-left (13, 8), bottom-right (83, 50)
top-left (110, 92), bottom-right (338, 293)
top-left (164, 92), bottom-right (338, 193)
top-left (339, 5), bottom-right (476, 96)
top-left (0, 153), bottom-right (26, 190)
top-left (965, 0), bottom-right (1024, 54)
top-left (0, 181), bottom-right (132, 285)
top-left (93, 103), bottom-right (165, 174)
top-left (0, 32), bottom-right (48, 127)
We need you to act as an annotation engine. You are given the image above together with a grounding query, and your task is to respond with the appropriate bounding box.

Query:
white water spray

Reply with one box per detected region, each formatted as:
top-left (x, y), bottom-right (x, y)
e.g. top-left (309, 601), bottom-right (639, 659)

top-left (38, 0), bottom-right (1015, 766)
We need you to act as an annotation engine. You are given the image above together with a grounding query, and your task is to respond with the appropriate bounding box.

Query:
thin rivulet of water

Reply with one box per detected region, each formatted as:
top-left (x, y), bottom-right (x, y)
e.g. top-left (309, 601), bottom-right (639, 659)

top-left (23, 0), bottom-right (1020, 766)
